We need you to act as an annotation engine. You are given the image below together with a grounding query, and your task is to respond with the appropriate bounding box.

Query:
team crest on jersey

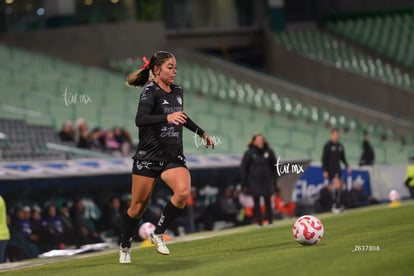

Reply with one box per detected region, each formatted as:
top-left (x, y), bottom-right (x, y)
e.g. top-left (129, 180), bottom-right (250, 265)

top-left (176, 96), bottom-right (182, 105)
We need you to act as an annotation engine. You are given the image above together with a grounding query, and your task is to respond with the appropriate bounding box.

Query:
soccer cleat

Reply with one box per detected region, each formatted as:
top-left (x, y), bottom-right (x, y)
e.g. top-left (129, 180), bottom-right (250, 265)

top-left (149, 232), bottom-right (170, 255)
top-left (119, 246), bottom-right (131, 264)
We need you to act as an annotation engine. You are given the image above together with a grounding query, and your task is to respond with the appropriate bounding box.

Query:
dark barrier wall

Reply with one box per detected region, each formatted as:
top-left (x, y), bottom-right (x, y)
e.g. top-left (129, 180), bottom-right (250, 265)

top-left (0, 21), bottom-right (261, 67)
top-left (315, 0), bottom-right (414, 14)
top-left (285, 0), bottom-right (414, 22)
top-left (0, 167), bottom-right (239, 205)
top-left (0, 22), bottom-right (167, 67)
top-left (263, 28), bottom-right (414, 122)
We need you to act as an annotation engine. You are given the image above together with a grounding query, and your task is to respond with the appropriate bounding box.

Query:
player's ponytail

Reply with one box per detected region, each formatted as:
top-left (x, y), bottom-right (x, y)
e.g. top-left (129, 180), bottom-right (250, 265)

top-left (127, 67), bottom-right (151, 87)
top-left (126, 51), bottom-right (175, 87)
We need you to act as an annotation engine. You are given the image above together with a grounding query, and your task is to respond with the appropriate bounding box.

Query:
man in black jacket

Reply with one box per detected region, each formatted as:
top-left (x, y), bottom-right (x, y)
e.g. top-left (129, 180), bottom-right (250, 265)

top-left (321, 128), bottom-right (351, 211)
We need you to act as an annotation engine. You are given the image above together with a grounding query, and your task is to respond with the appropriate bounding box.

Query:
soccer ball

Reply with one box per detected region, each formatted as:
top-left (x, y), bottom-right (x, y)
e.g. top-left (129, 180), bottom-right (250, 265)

top-left (138, 222), bottom-right (155, 240)
top-left (292, 215), bottom-right (324, 245)
top-left (388, 190), bottom-right (400, 202)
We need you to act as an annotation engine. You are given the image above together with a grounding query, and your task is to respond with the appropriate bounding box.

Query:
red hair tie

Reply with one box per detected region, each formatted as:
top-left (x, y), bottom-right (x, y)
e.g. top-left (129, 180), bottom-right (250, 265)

top-left (141, 56), bottom-right (150, 69)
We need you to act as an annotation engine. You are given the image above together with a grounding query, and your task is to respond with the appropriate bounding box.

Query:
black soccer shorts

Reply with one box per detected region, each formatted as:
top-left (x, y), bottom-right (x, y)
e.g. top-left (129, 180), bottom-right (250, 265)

top-left (132, 158), bottom-right (187, 178)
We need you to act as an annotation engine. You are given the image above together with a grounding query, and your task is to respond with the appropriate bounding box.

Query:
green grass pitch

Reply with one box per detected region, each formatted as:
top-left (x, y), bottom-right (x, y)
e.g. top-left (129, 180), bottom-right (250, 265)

top-left (4, 201), bottom-right (414, 276)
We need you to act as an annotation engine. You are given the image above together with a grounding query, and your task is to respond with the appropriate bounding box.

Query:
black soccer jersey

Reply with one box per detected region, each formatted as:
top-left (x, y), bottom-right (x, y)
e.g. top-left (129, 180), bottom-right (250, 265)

top-left (133, 81), bottom-right (204, 162)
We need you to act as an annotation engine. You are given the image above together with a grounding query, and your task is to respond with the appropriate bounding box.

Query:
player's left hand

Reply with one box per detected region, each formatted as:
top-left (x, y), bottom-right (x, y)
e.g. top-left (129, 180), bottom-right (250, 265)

top-left (202, 133), bottom-right (215, 149)
top-left (347, 167), bottom-right (352, 174)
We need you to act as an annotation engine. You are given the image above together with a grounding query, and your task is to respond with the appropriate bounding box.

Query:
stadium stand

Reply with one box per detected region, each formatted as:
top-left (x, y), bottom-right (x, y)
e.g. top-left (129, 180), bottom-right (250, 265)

top-left (1, 42), bottom-right (413, 164)
top-left (273, 30), bottom-right (414, 90)
top-left (110, 57), bottom-right (414, 164)
top-left (327, 12), bottom-right (414, 69)
top-left (0, 118), bottom-right (117, 161)
top-left (0, 118), bottom-right (62, 161)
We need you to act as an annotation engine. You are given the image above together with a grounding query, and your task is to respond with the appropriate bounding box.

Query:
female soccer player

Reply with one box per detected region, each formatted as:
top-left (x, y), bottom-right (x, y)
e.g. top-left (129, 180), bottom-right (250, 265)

top-left (119, 51), bottom-right (214, 264)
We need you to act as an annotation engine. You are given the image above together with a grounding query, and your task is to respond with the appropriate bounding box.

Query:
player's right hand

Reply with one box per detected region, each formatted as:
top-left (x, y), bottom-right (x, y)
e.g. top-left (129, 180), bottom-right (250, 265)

top-left (167, 111), bottom-right (187, 125)
top-left (323, 171), bottom-right (328, 178)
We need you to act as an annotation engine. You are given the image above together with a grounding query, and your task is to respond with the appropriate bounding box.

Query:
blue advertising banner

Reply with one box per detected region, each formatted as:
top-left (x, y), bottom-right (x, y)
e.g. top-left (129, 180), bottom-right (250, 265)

top-left (294, 165), bottom-right (371, 201)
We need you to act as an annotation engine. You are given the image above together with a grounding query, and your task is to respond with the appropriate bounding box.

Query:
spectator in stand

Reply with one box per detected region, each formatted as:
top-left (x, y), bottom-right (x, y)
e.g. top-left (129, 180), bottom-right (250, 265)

top-left (344, 182), bottom-right (369, 208)
top-left (70, 198), bottom-right (102, 247)
top-left (91, 127), bottom-right (107, 149)
top-left (103, 196), bottom-right (123, 243)
top-left (105, 131), bottom-right (120, 151)
top-left (0, 196), bottom-right (10, 263)
top-left (42, 203), bottom-right (65, 250)
top-left (74, 119), bottom-right (106, 150)
top-left (75, 118), bottom-right (92, 149)
top-left (58, 202), bottom-right (76, 246)
top-left (9, 205), bottom-right (39, 259)
top-left (359, 131), bottom-right (375, 166)
top-left (120, 194), bottom-right (132, 216)
top-left (58, 120), bottom-right (75, 142)
top-left (191, 188), bottom-right (209, 231)
top-left (316, 183), bottom-right (334, 213)
top-left (30, 205), bottom-right (50, 253)
top-left (113, 127), bottom-right (132, 155)
top-left (316, 177), bottom-right (345, 213)
top-left (215, 185), bottom-right (240, 226)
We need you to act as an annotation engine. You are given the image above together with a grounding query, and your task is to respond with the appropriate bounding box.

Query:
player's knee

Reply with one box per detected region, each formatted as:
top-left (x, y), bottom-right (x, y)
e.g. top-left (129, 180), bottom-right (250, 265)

top-left (175, 188), bottom-right (190, 204)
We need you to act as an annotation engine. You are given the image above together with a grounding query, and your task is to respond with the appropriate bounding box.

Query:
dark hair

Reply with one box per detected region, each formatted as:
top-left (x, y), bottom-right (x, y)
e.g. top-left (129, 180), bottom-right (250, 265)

top-left (248, 133), bottom-right (269, 149)
top-left (127, 51), bottom-right (175, 87)
top-left (331, 127), bottom-right (339, 134)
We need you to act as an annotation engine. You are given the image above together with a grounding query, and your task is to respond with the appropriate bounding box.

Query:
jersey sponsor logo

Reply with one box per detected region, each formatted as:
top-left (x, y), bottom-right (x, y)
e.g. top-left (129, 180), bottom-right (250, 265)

top-left (160, 126), bottom-right (180, 138)
top-left (163, 106), bottom-right (183, 113)
top-left (176, 96), bottom-right (182, 105)
top-left (162, 99), bottom-right (169, 105)
top-left (136, 161), bottom-right (152, 170)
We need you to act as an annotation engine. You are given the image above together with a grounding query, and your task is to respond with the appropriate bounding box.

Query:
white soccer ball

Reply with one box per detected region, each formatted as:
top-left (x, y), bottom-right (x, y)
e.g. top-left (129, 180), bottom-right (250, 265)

top-left (388, 190), bottom-right (400, 202)
top-left (138, 222), bottom-right (156, 240)
top-left (292, 215), bottom-right (324, 245)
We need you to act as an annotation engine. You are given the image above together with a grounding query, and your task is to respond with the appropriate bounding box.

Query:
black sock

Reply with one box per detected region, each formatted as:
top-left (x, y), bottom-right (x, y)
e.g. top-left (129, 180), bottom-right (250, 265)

top-left (154, 200), bottom-right (183, 234)
top-left (120, 212), bottom-right (139, 248)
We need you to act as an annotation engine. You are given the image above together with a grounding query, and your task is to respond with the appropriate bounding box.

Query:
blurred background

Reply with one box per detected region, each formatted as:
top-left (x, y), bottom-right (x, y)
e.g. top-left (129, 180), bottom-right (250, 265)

top-left (0, 0), bottom-right (413, 262)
